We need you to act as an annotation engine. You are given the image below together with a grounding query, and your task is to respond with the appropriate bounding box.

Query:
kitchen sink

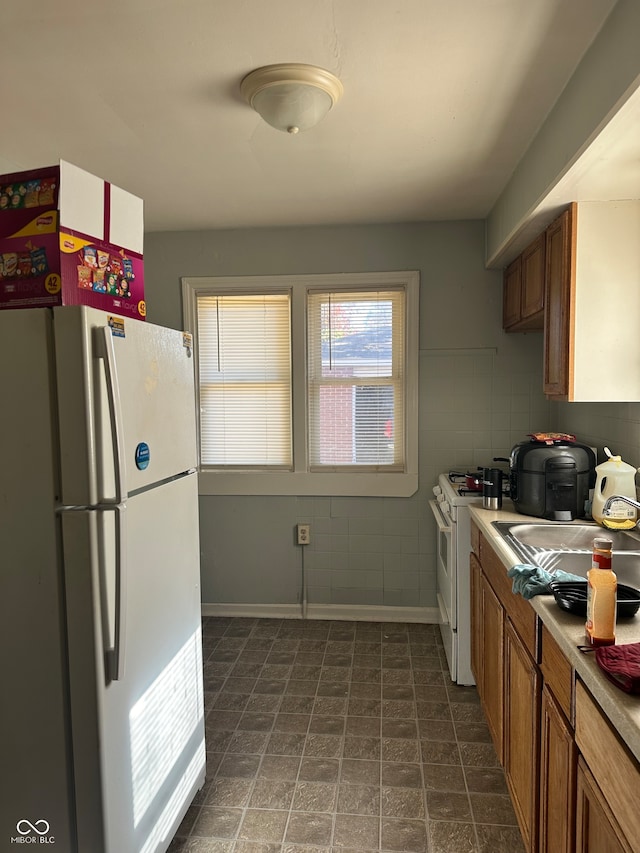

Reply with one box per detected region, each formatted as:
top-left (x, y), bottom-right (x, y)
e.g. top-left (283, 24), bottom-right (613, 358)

top-left (492, 521), bottom-right (640, 587)
top-left (492, 521), bottom-right (640, 552)
top-left (520, 550), bottom-right (640, 585)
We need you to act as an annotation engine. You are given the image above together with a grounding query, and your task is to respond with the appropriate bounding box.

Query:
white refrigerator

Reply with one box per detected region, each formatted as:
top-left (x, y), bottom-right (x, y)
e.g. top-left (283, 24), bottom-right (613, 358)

top-left (0, 306), bottom-right (206, 853)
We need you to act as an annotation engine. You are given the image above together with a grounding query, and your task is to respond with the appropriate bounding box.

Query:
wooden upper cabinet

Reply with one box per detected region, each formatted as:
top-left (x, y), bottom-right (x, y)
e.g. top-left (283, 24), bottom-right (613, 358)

top-left (502, 200), bottom-right (640, 399)
top-left (543, 204), bottom-right (575, 399)
top-left (521, 233), bottom-right (546, 321)
top-left (542, 200), bottom-right (640, 401)
top-left (503, 255), bottom-right (522, 329)
top-left (503, 234), bottom-right (545, 332)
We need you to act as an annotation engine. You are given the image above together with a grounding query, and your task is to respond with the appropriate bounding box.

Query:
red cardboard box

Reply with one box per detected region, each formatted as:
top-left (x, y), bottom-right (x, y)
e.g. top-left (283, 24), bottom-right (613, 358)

top-left (0, 160), bottom-right (145, 320)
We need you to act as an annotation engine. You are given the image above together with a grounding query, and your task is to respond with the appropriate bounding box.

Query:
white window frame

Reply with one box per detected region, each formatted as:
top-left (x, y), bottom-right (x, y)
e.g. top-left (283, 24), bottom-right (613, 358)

top-left (182, 271), bottom-right (419, 497)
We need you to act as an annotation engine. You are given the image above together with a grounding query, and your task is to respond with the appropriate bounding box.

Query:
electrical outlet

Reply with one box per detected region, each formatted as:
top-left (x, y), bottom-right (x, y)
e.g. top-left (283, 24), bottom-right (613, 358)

top-left (297, 523), bottom-right (311, 545)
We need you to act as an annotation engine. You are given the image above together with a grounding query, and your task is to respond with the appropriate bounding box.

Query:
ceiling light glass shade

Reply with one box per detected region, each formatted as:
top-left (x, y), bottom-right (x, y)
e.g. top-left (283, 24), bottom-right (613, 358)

top-left (240, 63), bottom-right (343, 134)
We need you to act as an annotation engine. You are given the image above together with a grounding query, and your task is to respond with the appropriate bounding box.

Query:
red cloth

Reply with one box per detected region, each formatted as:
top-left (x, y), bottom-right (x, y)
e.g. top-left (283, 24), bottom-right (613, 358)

top-left (595, 643), bottom-right (640, 694)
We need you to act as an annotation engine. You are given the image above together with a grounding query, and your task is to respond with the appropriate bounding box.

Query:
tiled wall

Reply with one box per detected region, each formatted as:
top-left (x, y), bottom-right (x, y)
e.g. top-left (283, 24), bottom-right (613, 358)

top-left (418, 340), bottom-right (552, 485)
top-left (551, 401), bottom-right (640, 472)
top-left (289, 378), bottom-right (640, 611)
top-left (297, 496), bottom-right (425, 607)
top-left (296, 336), bottom-right (553, 609)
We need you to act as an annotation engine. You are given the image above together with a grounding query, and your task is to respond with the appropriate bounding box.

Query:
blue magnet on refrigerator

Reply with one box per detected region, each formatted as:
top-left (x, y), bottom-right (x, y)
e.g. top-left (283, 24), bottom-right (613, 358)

top-left (135, 441), bottom-right (150, 470)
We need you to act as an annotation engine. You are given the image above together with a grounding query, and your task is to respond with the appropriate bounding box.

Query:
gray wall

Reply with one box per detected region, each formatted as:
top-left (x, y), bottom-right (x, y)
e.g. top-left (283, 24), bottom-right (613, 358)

top-left (486, 0), bottom-right (640, 262)
top-left (140, 2), bottom-right (640, 612)
top-left (144, 221), bottom-right (557, 610)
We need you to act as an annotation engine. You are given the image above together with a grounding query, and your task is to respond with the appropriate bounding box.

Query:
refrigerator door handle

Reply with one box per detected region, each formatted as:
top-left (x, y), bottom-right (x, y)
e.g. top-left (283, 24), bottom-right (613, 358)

top-left (104, 502), bottom-right (127, 682)
top-left (94, 325), bottom-right (127, 504)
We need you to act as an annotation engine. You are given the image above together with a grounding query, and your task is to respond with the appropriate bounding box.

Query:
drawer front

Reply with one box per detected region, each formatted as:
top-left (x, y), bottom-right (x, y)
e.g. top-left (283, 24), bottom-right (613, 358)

top-left (540, 624), bottom-right (573, 723)
top-left (575, 680), bottom-right (640, 846)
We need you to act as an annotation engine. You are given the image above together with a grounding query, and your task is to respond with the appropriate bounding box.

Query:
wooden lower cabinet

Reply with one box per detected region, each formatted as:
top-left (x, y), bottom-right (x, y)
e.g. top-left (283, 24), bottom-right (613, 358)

top-left (539, 684), bottom-right (576, 853)
top-left (504, 619), bottom-right (540, 852)
top-left (576, 758), bottom-right (632, 853)
top-left (480, 572), bottom-right (504, 763)
top-left (575, 680), bottom-right (640, 849)
top-left (471, 523), bottom-right (639, 853)
top-left (470, 552), bottom-right (482, 686)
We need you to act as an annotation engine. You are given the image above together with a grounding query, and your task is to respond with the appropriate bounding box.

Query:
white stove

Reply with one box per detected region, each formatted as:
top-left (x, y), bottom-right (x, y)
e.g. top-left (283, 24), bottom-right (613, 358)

top-left (429, 471), bottom-right (509, 686)
top-left (437, 476), bottom-right (484, 507)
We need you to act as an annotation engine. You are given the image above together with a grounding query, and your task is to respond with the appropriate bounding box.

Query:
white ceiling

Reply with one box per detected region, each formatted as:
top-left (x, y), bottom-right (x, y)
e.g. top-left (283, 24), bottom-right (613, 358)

top-left (0, 0), bottom-right (629, 236)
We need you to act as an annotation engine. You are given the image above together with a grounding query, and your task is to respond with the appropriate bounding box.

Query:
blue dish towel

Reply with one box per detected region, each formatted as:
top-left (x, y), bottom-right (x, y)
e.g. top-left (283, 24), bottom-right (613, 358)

top-left (507, 564), bottom-right (585, 599)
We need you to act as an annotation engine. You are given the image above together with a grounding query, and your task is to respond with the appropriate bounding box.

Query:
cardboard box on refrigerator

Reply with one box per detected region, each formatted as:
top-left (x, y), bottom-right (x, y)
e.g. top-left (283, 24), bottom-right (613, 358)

top-left (0, 160), bottom-right (145, 319)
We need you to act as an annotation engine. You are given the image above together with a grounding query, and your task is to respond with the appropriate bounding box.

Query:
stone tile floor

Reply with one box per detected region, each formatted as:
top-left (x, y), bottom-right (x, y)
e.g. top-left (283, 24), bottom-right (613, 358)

top-left (168, 617), bottom-right (525, 853)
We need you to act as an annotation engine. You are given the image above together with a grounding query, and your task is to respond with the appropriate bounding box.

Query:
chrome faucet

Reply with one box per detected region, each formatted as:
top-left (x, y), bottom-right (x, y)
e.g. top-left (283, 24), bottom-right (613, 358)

top-left (602, 494), bottom-right (640, 526)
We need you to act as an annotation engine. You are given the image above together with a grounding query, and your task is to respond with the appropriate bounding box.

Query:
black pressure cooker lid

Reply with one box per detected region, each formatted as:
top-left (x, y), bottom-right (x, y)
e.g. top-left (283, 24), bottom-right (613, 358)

top-left (510, 439), bottom-right (595, 475)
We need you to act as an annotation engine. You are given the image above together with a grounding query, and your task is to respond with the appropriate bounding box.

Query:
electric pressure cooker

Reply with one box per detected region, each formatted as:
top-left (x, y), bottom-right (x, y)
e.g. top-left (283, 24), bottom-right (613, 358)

top-left (508, 438), bottom-right (596, 521)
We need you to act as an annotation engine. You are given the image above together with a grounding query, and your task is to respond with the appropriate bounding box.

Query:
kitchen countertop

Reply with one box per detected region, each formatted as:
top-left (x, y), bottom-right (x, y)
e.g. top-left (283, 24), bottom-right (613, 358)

top-left (469, 505), bottom-right (640, 764)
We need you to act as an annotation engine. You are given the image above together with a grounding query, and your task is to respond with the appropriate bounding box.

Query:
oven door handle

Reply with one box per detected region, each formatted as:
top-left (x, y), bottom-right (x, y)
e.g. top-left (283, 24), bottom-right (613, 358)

top-left (429, 500), bottom-right (452, 533)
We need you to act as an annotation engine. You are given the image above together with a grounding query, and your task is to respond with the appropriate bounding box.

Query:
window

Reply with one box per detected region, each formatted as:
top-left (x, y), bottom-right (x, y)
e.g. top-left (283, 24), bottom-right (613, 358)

top-left (196, 293), bottom-right (292, 467)
top-left (182, 272), bottom-right (418, 496)
top-left (307, 290), bottom-right (404, 470)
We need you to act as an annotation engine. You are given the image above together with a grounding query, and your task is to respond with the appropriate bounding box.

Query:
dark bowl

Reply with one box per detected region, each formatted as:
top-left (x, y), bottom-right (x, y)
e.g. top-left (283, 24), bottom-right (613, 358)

top-left (549, 581), bottom-right (640, 618)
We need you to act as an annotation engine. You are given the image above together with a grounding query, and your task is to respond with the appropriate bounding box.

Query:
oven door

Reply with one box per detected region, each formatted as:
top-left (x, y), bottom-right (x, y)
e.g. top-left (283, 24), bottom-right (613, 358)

top-left (429, 499), bottom-right (456, 632)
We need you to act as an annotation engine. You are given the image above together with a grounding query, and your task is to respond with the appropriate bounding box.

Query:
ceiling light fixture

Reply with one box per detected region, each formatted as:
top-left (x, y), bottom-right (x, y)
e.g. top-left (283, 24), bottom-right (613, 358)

top-left (240, 63), bottom-right (343, 135)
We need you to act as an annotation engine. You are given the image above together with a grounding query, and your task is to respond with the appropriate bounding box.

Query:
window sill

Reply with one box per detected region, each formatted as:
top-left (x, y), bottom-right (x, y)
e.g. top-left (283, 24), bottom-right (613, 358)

top-left (197, 470), bottom-right (418, 497)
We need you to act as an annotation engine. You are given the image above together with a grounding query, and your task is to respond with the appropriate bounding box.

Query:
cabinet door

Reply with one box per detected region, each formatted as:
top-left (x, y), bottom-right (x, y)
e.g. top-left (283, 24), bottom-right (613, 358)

top-left (503, 256), bottom-right (522, 330)
top-left (470, 553), bottom-right (482, 687)
top-left (480, 574), bottom-right (504, 763)
top-left (575, 680), bottom-right (640, 846)
top-left (521, 232), bottom-right (545, 322)
top-left (576, 758), bottom-right (632, 853)
top-left (544, 205), bottom-right (575, 398)
top-left (504, 620), bottom-right (541, 852)
top-left (539, 685), bottom-right (576, 853)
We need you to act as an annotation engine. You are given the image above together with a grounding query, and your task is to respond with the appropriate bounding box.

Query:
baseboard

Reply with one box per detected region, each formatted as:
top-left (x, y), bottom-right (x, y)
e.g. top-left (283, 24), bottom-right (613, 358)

top-left (201, 602), bottom-right (440, 624)
top-left (202, 603), bottom-right (302, 619)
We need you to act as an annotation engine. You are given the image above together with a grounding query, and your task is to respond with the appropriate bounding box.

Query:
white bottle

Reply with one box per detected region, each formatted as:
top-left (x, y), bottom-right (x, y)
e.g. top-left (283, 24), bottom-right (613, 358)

top-left (591, 447), bottom-right (638, 529)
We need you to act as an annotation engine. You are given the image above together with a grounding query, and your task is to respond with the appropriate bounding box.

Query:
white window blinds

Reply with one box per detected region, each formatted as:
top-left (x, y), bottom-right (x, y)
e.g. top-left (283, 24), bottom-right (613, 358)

top-left (196, 293), bottom-right (292, 466)
top-left (307, 289), bottom-right (405, 470)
